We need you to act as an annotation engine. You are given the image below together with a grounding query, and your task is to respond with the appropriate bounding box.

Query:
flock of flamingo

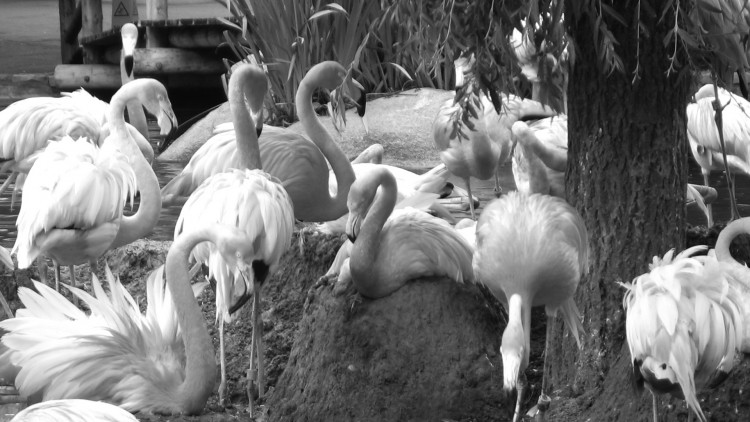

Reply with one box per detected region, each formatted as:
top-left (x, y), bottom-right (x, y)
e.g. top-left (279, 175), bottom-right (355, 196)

top-left (0, 24), bottom-right (748, 422)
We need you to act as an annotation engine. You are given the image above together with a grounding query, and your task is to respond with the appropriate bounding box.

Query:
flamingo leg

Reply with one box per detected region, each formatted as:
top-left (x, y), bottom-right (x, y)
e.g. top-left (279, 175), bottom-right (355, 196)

top-left (54, 262), bottom-right (62, 293)
top-left (513, 372), bottom-right (527, 422)
top-left (0, 289), bottom-right (12, 318)
top-left (218, 317), bottom-right (227, 406)
top-left (703, 172), bottom-right (714, 227)
top-left (536, 314), bottom-right (555, 421)
top-left (36, 256), bottom-right (48, 286)
top-left (466, 177), bottom-right (476, 220)
top-left (651, 392), bottom-right (659, 422)
top-left (255, 281), bottom-right (265, 397)
top-left (0, 172), bottom-right (16, 199)
top-left (247, 290), bottom-right (258, 415)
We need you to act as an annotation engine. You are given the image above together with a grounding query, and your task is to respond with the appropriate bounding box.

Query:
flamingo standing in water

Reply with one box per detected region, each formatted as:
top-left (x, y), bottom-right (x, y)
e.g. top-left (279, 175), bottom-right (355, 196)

top-left (161, 61), bottom-right (365, 223)
top-left (472, 191), bottom-right (587, 422)
top-left (12, 78), bottom-right (174, 292)
top-left (621, 242), bottom-right (744, 422)
top-left (0, 224), bottom-right (259, 414)
top-left (174, 64), bottom-right (294, 409)
top-left (687, 84), bottom-right (750, 226)
top-left (10, 399), bottom-right (138, 422)
top-left (335, 166), bottom-right (473, 298)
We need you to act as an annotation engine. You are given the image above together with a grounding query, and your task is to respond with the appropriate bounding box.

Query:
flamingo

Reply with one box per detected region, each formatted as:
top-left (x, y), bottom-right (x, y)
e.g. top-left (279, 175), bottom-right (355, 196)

top-left (161, 61), bottom-right (365, 223)
top-left (433, 89), bottom-right (557, 219)
top-left (511, 118), bottom-right (567, 198)
top-left (0, 224), bottom-right (258, 414)
top-left (687, 83), bottom-right (750, 226)
top-left (10, 399), bottom-right (138, 422)
top-left (334, 166), bottom-right (473, 299)
top-left (174, 64), bottom-right (294, 409)
top-left (621, 244), bottom-right (744, 422)
top-left (472, 191), bottom-right (587, 422)
top-left (12, 78), bottom-right (174, 292)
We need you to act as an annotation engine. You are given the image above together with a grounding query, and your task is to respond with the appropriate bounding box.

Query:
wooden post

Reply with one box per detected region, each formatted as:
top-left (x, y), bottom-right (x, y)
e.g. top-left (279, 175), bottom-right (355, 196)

top-left (80, 0), bottom-right (103, 63)
top-left (146, 0), bottom-right (169, 47)
top-left (58, 0), bottom-right (81, 64)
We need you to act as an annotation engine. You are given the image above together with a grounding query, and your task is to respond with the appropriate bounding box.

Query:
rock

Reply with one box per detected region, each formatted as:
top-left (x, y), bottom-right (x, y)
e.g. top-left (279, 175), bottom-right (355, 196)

top-left (157, 88), bottom-right (454, 170)
top-left (266, 275), bottom-right (511, 422)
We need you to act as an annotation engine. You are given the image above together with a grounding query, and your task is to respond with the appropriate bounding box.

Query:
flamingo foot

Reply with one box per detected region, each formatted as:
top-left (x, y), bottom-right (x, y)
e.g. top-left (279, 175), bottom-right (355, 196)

top-left (535, 393), bottom-right (550, 422)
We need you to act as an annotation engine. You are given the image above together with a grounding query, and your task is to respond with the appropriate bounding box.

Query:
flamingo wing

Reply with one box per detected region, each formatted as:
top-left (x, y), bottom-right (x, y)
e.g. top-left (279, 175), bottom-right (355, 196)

top-left (0, 266), bottom-right (185, 413)
top-left (378, 208), bottom-right (475, 285)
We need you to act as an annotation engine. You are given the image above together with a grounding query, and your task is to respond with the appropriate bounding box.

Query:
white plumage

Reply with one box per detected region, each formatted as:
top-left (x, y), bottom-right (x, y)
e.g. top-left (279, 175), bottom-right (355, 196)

top-left (10, 399), bottom-right (138, 422)
top-left (622, 245), bottom-right (744, 422)
top-left (12, 136), bottom-right (136, 269)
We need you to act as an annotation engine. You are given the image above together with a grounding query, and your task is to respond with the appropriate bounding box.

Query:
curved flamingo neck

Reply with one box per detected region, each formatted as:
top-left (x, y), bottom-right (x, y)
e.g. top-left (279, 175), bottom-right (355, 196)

top-left (349, 168), bottom-right (398, 278)
top-left (230, 70), bottom-right (262, 170)
top-left (110, 143), bottom-right (161, 248)
top-left (103, 85), bottom-right (161, 248)
top-left (296, 73), bottom-right (355, 217)
top-left (715, 218), bottom-right (750, 263)
top-left (167, 227), bottom-right (222, 414)
top-left (504, 293), bottom-right (531, 368)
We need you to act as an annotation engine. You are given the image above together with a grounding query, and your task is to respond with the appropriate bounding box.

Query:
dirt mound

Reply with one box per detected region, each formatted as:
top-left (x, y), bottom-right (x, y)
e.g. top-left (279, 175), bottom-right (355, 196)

top-left (267, 273), bottom-right (527, 422)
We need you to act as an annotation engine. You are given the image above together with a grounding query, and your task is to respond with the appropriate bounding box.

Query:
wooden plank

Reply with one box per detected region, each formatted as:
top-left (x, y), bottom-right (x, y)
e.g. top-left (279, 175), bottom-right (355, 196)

top-left (54, 64), bottom-right (120, 89)
top-left (168, 28), bottom-right (225, 48)
top-left (133, 48), bottom-right (225, 74)
top-left (55, 64), bottom-right (225, 90)
top-left (58, 0), bottom-right (80, 64)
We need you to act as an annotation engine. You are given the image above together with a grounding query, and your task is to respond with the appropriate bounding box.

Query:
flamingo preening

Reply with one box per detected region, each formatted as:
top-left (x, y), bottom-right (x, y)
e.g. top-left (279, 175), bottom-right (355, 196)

top-left (339, 166), bottom-right (473, 299)
top-left (10, 399), bottom-right (138, 422)
top-left (174, 64), bottom-right (294, 409)
top-left (161, 61), bottom-right (365, 224)
top-left (621, 242), bottom-right (744, 422)
top-left (687, 83), bottom-right (750, 226)
top-left (12, 78), bottom-right (174, 292)
top-left (0, 224), bottom-right (258, 415)
top-left (433, 90), bottom-right (557, 219)
top-left (472, 191), bottom-right (587, 422)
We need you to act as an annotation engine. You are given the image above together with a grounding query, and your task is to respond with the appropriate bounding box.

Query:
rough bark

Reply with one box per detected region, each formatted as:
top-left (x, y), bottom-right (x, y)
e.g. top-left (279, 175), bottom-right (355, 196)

top-left (547, 0), bottom-right (690, 418)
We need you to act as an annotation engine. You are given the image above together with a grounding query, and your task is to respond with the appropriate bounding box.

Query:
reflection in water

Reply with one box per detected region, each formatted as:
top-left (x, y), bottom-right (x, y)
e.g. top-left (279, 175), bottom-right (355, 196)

top-left (0, 157), bottom-right (747, 248)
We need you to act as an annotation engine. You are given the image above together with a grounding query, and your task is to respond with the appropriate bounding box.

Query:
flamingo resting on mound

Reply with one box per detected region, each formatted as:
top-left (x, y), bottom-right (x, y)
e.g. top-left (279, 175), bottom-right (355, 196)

top-left (621, 241), bottom-right (745, 422)
top-left (0, 224), bottom-right (258, 415)
top-left (10, 399), bottom-right (138, 422)
top-left (687, 83), bottom-right (750, 226)
top-left (472, 191), bottom-right (587, 422)
top-left (433, 88), bottom-right (557, 219)
top-left (325, 166), bottom-right (473, 299)
top-left (174, 64), bottom-right (294, 409)
top-left (12, 78), bottom-right (174, 293)
top-left (161, 61), bottom-right (365, 224)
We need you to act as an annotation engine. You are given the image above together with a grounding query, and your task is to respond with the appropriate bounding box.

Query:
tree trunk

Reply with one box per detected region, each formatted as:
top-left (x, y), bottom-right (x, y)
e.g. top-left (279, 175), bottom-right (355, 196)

top-left (548, 1), bottom-right (690, 418)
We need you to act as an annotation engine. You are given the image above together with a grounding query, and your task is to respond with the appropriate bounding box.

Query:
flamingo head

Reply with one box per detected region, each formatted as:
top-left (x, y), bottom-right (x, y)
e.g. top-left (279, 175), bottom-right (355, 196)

top-left (345, 170), bottom-right (383, 243)
top-left (215, 231), bottom-right (264, 315)
top-left (500, 322), bottom-right (525, 392)
top-left (633, 356), bottom-right (683, 397)
top-left (136, 79), bottom-right (178, 136)
top-left (120, 23), bottom-right (138, 78)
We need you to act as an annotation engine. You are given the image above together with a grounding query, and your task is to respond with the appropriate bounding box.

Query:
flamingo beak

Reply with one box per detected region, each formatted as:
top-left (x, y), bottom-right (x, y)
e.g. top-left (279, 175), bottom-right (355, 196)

top-left (252, 108), bottom-right (264, 137)
top-left (345, 213), bottom-right (360, 243)
top-left (228, 265), bottom-right (254, 315)
top-left (157, 102), bottom-right (178, 137)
